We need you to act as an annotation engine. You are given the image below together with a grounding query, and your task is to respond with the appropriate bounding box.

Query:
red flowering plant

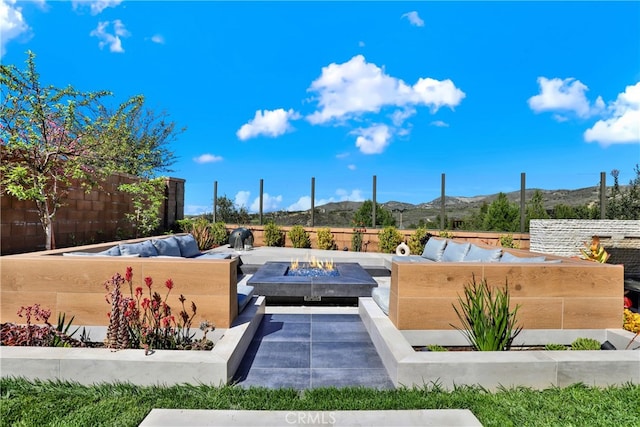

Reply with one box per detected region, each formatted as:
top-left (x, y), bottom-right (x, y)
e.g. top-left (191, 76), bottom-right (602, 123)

top-left (104, 267), bottom-right (214, 352)
top-left (0, 304), bottom-right (84, 348)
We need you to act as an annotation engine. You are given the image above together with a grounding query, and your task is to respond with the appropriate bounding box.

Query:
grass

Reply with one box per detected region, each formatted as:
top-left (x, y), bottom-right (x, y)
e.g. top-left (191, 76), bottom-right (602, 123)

top-left (2, 378), bottom-right (639, 426)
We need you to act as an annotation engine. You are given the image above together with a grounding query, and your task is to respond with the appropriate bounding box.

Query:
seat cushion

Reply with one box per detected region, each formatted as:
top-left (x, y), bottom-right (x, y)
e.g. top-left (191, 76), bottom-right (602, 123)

top-left (421, 238), bottom-right (448, 261)
top-left (193, 252), bottom-right (232, 259)
top-left (501, 252), bottom-right (546, 263)
top-left (174, 234), bottom-right (201, 258)
top-left (372, 287), bottom-right (390, 315)
top-left (119, 240), bottom-right (159, 257)
top-left (151, 237), bottom-right (182, 257)
top-left (442, 241), bottom-right (471, 262)
top-left (463, 245), bottom-right (502, 263)
top-left (237, 285), bottom-right (255, 313)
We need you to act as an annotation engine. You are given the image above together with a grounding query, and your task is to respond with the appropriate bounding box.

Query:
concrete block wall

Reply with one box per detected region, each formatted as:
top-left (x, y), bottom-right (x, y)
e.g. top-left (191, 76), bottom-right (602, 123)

top-left (1, 174), bottom-right (185, 254)
top-left (530, 219), bottom-right (640, 275)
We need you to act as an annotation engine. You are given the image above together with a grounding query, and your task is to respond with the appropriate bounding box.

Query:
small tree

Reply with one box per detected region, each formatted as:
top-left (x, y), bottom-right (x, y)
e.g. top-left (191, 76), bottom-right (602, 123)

top-left (118, 177), bottom-right (166, 238)
top-left (607, 165), bottom-right (640, 220)
top-left (482, 193), bottom-right (520, 232)
top-left (216, 195), bottom-right (250, 224)
top-left (352, 200), bottom-right (395, 228)
top-left (0, 51), bottom-right (110, 249)
top-left (525, 189), bottom-right (549, 230)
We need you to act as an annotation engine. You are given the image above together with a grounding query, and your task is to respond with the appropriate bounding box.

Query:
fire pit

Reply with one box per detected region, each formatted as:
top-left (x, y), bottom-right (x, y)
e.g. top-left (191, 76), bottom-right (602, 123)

top-left (247, 260), bottom-right (377, 300)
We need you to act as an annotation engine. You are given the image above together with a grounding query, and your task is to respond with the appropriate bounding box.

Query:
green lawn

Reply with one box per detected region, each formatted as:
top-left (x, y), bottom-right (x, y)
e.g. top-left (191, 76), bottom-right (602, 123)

top-left (2, 378), bottom-right (639, 426)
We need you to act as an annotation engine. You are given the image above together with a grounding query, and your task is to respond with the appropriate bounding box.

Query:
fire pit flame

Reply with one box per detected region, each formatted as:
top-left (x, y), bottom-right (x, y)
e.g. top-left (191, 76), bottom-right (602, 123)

top-left (290, 256), bottom-right (334, 272)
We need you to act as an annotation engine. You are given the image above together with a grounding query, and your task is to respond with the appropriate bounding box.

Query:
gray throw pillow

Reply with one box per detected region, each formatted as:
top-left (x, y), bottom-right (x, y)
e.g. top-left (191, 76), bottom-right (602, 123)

top-left (151, 237), bottom-right (182, 257)
top-left (421, 238), bottom-right (448, 261)
top-left (174, 234), bottom-right (201, 258)
top-left (463, 245), bottom-right (502, 263)
top-left (119, 240), bottom-right (159, 258)
top-left (442, 241), bottom-right (471, 262)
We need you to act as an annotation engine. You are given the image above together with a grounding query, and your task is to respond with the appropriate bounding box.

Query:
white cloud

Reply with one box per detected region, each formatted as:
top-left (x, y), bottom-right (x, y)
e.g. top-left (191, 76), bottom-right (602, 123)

top-left (185, 204), bottom-right (210, 215)
top-left (335, 188), bottom-right (364, 201)
top-left (236, 108), bottom-right (300, 140)
top-left (90, 20), bottom-right (130, 53)
top-left (287, 188), bottom-right (364, 211)
top-left (150, 34), bottom-right (165, 44)
top-left (234, 191), bottom-right (251, 209)
top-left (335, 152), bottom-right (349, 159)
top-left (72, 0), bottom-right (122, 15)
top-left (233, 191), bottom-right (282, 213)
top-left (390, 108), bottom-right (416, 126)
top-left (307, 55), bottom-right (465, 125)
top-left (287, 196), bottom-right (312, 211)
top-left (401, 11), bottom-right (425, 27)
top-left (347, 164), bottom-right (356, 170)
top-left (528, 77), bottom-right (603, 118)
top-left (358, 41), bottom-right (365, 47)
top-left (193, 153), bottom-right (223, 164)
top-left (430, 120), bottom-right (449, 127)
top-left (584, 82), bottom-right (640, 146)
top-left (250, 193), bottom-right (282, 212)
top-left (351, 124), bottom-right (392, 154)
top-left (0, 0), bottom-right (30, 58)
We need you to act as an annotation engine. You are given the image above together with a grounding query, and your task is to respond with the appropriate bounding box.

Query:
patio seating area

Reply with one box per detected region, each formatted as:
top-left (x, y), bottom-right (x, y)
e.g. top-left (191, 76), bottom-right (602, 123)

top-left (1, 239), bottom-right (636, 391)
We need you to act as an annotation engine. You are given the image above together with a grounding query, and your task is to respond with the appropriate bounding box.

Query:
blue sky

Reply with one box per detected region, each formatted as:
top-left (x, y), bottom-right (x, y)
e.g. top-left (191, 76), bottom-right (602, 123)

top-left (2, 1), bottom-right (639, 215)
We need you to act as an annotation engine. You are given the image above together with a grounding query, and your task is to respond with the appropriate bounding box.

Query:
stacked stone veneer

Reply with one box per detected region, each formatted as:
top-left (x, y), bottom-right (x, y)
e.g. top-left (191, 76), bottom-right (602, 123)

top-left (1, 174), bottom-right (185, 255)
top-left (530, 219), bottom-right (640, 275)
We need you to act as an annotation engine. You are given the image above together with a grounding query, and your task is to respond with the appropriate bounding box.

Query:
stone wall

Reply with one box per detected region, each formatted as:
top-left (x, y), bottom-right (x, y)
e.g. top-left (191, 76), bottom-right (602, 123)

top-left (529, 219), bottom-right (640, 275)
top-left (1, 174), bottom-right (184, 255)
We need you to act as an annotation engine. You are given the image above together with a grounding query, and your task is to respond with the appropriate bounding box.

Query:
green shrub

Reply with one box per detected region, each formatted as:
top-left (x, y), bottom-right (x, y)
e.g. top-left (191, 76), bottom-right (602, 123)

top-left (451, 275), bottom-right (523, 351)
top-left (289, 225), bottom-right (311, 248)
top-left (544, 343), bottom-right (568, 351)
top-left (426, 344), bottom-right (448, 352)
top-left (351, 230), bottom-right (364, 252)
top-left (182, 217), bottom-right (215, 250)
top-left (378, 226), bottom-right (404, 254)
top-left (499, 234), bottom-right (518, 249)
top-left (408, 227), bottom-right (430, 255)
top-left (316, 227), bottom-right (335, 250)
top-left (439, 230), bottom-right (454, 239)
top-left (210, 221), bottom-right (229, 246)
top-left (571, 337), bottom-right (601, 350)
top-left (264, 221), bottom-right (285, 247)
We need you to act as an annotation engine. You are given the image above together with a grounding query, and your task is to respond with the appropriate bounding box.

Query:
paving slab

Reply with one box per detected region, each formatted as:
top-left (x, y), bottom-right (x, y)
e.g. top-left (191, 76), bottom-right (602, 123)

top-left (139, 409), bottom-right (483, 426)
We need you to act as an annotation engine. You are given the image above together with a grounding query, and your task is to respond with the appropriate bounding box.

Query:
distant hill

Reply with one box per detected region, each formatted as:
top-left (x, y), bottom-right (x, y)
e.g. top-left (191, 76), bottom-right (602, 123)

top-left (263, 186), bottom-right (608, 228)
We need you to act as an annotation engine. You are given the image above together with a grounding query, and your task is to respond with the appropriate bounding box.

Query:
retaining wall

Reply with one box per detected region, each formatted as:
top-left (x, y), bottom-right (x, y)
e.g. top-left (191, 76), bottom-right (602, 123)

top-left (530, 219), bottom-right (640, 275)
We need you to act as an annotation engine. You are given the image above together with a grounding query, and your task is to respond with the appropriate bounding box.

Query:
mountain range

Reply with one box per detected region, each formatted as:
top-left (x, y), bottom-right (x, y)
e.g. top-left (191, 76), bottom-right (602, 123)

top-left (269, 186), bottom-right (606, 228)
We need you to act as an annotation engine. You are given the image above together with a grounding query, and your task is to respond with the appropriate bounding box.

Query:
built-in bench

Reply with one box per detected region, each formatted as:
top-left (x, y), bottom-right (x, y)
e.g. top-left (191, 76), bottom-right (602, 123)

top-left (0, 234), bottom-right (247, 328)
top-left (378, 238), bottom-right (624, 330)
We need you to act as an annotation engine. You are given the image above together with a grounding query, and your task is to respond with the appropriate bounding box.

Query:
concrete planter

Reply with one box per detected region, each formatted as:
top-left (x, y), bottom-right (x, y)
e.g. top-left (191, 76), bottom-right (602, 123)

top-left (359, 298), bottom-right (640, 390)
top-left (0, 297), bottom-right (264, 386)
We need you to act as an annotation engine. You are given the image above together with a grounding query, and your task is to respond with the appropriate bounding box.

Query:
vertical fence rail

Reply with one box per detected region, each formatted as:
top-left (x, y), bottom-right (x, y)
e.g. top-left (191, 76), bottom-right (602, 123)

top-left (311, 177), bottom-right (315, 227)
top-left (600, 171), bottom-right (606, 219)
top-left (213, 181), bottom-right (218, 223)
top-left (520, 172), bottom-right (526, 233)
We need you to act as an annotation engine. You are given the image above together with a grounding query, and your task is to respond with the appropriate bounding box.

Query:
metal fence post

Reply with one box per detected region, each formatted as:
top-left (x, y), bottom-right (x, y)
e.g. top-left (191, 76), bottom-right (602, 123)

top-left (520, 172), bottom-right (526, 233)
top-left (213, 181), bottom-right (217, 223)
top-left (259, 179), bottom-right (264, 225)
top-left (600, 171), bottom-right (606, 219)
top-left (372, 175), bottom-right (377, 228)
top-left (311, 177), bottom-right (315, 227)
top-left (440, 173), bottom-right (446, 230)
